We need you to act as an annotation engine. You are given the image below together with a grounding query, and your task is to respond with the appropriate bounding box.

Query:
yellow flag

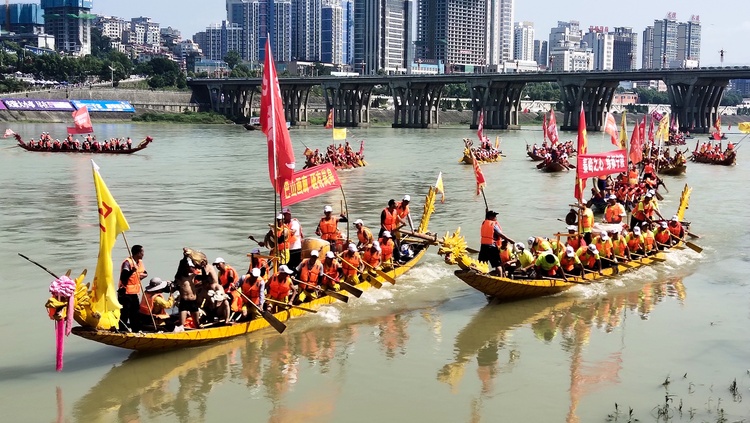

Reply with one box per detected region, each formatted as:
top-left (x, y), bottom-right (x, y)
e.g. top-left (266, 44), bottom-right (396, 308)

top-left (494, 136), bottom-right (499, 150)
top-left (619, 112), bottom-right (628, 149)
top-left (332, 127), bottom-right (347, 140)
top-left (656, 113), bottom-right (669, 141)
top-left (91, 160), bottom-right (130, 329)
top-left (435, 172), bottom-right (445, 203)
top-left (739, 122), bottom-right (750, 134)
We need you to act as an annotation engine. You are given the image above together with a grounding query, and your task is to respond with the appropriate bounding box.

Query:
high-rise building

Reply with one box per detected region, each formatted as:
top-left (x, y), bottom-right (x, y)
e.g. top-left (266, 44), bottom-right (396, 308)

top-left (95, 16), bottom-right (127, 41)
top-left (582, 26), bottom-right (613, 70)
top-left (677, 15), bottom-right (700, 64)
top-left (194, 21), bottom-right (242, 61)
top-left (652, 12), bottom-right (678, 68)
top-left (341, 0), bottom-right (354, 65)
top-left (0, 3), bottom-right (45, 34)
top-left (321, 0), bottom-right (343, 64)
top-left (227, 0), bottom-right (292, 63)
top-left (513, 21), bottom-right (534, 62)
top-left (548, 21), bottom-right (592, 71)
top-left (354, 0), bottom-right (412, 74)
top-left (533, 39), bottom-right (547, 66)
top-left (40, 0), bottom-right (93, 56)
top-left (291, 0), bottom-right (321, 61)
top-left (417, 0), bottom-right (489, 72)
top-left (487, 0), bottom-right (514, 65)
top-left (641, 26), bottom-right (653, 69)
top-left (612, 27), bottom-right (637, 70)
top-left (131, 17), bottom-right (160, 48)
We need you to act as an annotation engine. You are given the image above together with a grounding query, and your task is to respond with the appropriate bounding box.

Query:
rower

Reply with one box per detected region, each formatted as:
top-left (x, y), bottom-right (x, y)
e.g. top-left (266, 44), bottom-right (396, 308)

top-left (512, 242), bottom-right (535, 277)
top-left (528, 236), bottom-right (552, 258)
top-left (380, 199), bottom-right (400, 238)
top-left (354, 219), bottom-right (374, 249)
top-left (654, 221), bottom-right (671, 248)
top-left (379, 231), bottom-right (396, 265)
top-left (534, 252), bottom-right (562, 279)
top-left (667, 215), bottom-right (685, 240)
top-left (640, 222), bottom-right (656, 255)
top-left (626, 226), bottom-right (645, 256)
top-left (593, 232), bottom-right (614, 262)
top-left (296, 250), bottom-right (324, 303)
top-left (363, 241), bottom-right (382, 269)
top-left (611, 230), bottom-right (630, 260)
top-left (603, 194), bottom-right (626, 224)
top-left (240, 268), bottom-right (265, 321)
top-left (498, 239), bottom-right (516, 277)
top-left (316, 205), bottom-right (347, 251)
top-left (396, 195), bottom-right (415, 232)
top-left (631, 190), bottom-right (660, 229)
top-left (479, 210), bottom-right (512, 274)
top-left (266, 265), bottom-right (296, 313)
top-left (321, 251), bottom-right (342, 291)
top-left (214, 257), bottom-right (240, 315)
top-left (558, 246), bottom-right (583, 276)
top-left (341, 243), bottom-right (363, 284)
top-left (282, 207), bottom-right (304, 269)
top-left (577, 244), bottom-right (603, 274)
top-left (138, 277), bottom-right (176, 331)
top-left (565, 225), bottom-right (586, 251)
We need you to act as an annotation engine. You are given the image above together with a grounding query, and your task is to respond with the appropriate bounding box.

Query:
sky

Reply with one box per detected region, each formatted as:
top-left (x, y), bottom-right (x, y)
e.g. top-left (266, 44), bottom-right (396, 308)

top-left (91, 0), bottom-right (750, 67)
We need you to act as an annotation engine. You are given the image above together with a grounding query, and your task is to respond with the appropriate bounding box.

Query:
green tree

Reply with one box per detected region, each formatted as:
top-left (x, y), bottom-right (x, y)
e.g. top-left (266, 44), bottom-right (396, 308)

top-left (455, 97), bottom-right (464, 112)
top-left (522, 82), bottom-right (560, 101)
top-left (91, 27), bottom-right (113, 58)
top-left (230, 64), bottom-right (251, 78)
top-left (223, 50), bottom-right (242, 70)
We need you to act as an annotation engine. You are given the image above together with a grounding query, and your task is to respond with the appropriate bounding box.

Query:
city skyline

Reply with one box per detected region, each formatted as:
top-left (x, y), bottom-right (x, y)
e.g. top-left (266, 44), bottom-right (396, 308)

top-left (91, 0), bottom-right (749, 66)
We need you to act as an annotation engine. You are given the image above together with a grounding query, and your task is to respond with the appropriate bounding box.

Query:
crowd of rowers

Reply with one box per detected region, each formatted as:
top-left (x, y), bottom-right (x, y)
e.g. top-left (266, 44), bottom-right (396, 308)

top-left (642, 146), bottom-right (688, 170)
top-left (479, 183), bottom-right (687, 281)
top-left (20, 133), bottom-right (135, 151)
top-left (464, 137), bottom-right (502, 162)
top-left (303, 141), bottom-right (365, 169)
top-left (529, 140), bottom-right (576, 164)
top-left (587, 161), bottom-right (665, 213)
top-left (666, 128), bottom-right (691, 145)
top-left (117, 196), bottom-right (417, 333)
top-left (690, 141), bottom-right (736, 162)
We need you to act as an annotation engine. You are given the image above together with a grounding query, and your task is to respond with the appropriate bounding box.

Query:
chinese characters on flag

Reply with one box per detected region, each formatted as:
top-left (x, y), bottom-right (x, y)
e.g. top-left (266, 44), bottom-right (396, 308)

top-left (67, 106), bottom-right (93, 135)
top-left (280, 163), bottom-right (341, 207)
top-left (577, 150), bottom-right (628, 179)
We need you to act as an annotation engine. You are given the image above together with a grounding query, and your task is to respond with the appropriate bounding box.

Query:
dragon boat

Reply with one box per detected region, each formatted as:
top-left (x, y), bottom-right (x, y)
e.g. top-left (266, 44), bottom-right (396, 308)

top-left (537, 160), bottom-right (572, 173)
top-left (657, 163), bottom-right (687, 175)
top-left (48, 186), bottom-right (439, 353)
top-left (460, 148), bottom-right (502, 165)
top-left (436, 184), bottom-right (693, 302)
top-left (16, 135), bottom-right (153, 155)
top-left (690, 151), bottom-right (736, 166)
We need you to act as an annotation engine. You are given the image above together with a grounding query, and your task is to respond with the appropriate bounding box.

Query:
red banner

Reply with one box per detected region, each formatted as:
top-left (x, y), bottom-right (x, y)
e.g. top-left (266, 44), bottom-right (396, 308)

top-left (68, 106), bottom-right (93, 134)
top-left (280, 163), bottom-right (341, 207)
top-left (577, 149), bottom-right (628, 179)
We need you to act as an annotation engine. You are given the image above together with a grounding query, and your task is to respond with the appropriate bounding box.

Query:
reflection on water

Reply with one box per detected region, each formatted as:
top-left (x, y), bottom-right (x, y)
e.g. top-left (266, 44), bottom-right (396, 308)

top-left (438, 277), bottom-right (686, 423)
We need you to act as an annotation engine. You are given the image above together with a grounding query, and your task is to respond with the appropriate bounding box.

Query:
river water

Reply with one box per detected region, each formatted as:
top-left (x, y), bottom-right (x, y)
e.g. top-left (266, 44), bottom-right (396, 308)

top-left (0, 122), bottom-right (748, 422)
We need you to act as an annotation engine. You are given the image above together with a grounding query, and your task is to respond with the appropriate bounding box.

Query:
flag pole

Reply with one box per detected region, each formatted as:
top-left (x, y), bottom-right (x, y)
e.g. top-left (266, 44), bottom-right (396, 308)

top-left (480, 187), bottom-right (489, 212)
top-left (121, 233), bottom-right (157, 331)
top-left (267, 34), bottom-right (280, 269)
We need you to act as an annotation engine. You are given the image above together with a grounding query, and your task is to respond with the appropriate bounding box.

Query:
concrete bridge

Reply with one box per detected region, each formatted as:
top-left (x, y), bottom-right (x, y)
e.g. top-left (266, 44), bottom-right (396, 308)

top-left (187, 67), bottom-right (750, 133)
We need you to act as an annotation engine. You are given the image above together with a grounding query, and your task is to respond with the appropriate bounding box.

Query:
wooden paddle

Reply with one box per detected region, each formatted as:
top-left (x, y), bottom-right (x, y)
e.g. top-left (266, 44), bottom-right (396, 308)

top-left (669, 233), bottom-right (703, 253)
top-left (294, 278), bottom-right (349, 303)
top-left (338, 254), bottom-right (383, 289)
top-left (613, 255), bottom-right (638, 267)
top-left (600, 257), bottom-right (622, 274)
top-left (362, 261), bottom-right (396, 284)
top-left (237, 291), bottom-right (286, 334)
top-left (630, 251), bottom-right (666, 262)
top-left (265, 298), bottom-right (318, 313)
top-left (322, 273), bottom-right (363, 298)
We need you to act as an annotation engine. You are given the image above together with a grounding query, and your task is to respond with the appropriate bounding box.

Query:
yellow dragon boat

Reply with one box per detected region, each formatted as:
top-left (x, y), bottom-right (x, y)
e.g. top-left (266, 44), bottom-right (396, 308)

top-left (436, 184), bottom-right (693, 302)
top-left (53, 186), bottom-right (439, 352)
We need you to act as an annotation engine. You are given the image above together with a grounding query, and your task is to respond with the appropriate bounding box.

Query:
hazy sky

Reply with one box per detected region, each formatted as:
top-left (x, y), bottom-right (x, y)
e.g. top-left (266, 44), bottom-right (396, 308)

top-left (92, 0), bottom-right (749, 66)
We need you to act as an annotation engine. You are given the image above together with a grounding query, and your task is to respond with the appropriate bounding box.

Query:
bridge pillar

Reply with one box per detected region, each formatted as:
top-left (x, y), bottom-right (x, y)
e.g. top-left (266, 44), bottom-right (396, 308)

top-left (390, 81), bottom-right (443, 128)
top-left (664, 76), bottom-right (728, 133)
top-left (468, 79), bottom-right (526, 130)
top-left (322, 81), bottom-right (373, 127)
top-left (280, 84), bottom-right (311, 126)
top-left (558, 78), bottom-right (618, 131)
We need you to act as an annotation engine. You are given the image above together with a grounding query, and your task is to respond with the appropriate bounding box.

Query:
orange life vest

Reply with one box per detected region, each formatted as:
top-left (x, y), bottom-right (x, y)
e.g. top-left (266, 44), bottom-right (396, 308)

top-left (322, 259), bottom-right (340, 287)
top-left (276, 224), bottom-right (290, 250)
top-left (120, 258), bottom-right (145, 295)
top-left (643, 231), bottom-right (655, 252)
top-left (379, 237), bottom-right (395, 262)
top-left (595, 239), bottom-right (613, 258)
top-left (581, 209), bottom-right (594, 232)
top-left (480, 220), bottom-right (500, 245)
top-left (627, 234), bottom-right (643, 251)
top-left (655, 229), bottom-right (671, 245)
top-left (578, 250), bottom-right (598, 269)
top-left (382, 207), bottom-right (399, 232)
top-left (267, 274), bottom-right (292, 301)
top-left (357, 226), bottom-right (373, 245)
top-left (241, 276), bottom-right (263, 306)
top-left (499, 247), bottom-right (513, 264)
top-left (612, 238), bottom-right (627, 257)
top-left (138, 292), bottom-right (170, 318)
top-left (298, 259), bottom-right (323, 288)
top-left (668, 222), bottom-right (683, 238)
top-left (363, 248), bottom-right (381, 267)
top-left (632, 200), bottom-right (652, 221)
top-left (604, 203), bottom-right (624, 223)
top-left (341, 252), bottom-right (361, 277)
top-left (567, 235), bottom-right (585, 251)
top-left (218, 265), bottom-right (238, 291)
top-left (396, 202), bottom-right (410, 220)
top-left (559, 254), bottom-right (580, 272)
top-left (319, 216), bottom-right (339, 241)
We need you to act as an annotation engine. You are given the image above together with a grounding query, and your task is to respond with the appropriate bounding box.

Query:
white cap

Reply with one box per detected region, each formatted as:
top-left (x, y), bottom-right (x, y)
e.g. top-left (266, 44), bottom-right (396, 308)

top-left (326, 251), bottom-right (335, 259)
top-left (310, 249), bottom-right (319, 257)
top-left (251, 268), bottom-right (261, 277)
top-left (382, 231), bottom-right (391, 238)
top-left (660, 222), bottom-right (668, 228)
top-left (278, 265), bottom-right (294, 274)
top-left (403, 195), bottom-right (411, 201)
top-left (354, 219), bottom-right (364, 225)
top-left (671, 215), bottom-right (679, 221)
top-left (276, 214), bottom-right (283, 220)
top-left (282, 207), bottom-right (291, 214)
top-left (250, 247), bottom-right (261, 254)
top-left (372, 240), bottom-right (380, 249)
top-left (213, 257), bottom-right (225, 265)
top-left (645, 191), bottom-right (653, 197)
top-left (528, 236), bottom-right (535, 246)
top-left (348, 243), bottom-right (357, 252)
top-left (600, 233), bottom-right (609, 240)
top-left (587, 244), bottom-right (599, 254)
top-left (608, 194), bottom-right (617, 200)
top-left (633, 226), bottom-right (641, 235)
top-left (324, 205), bottom-right (333, 212)
top-left (567, 225), bottom-right (577, 231)
top-left (515, 242), bottom-right (525, 250)
top-left (566, 246), bottom-right (575, 257)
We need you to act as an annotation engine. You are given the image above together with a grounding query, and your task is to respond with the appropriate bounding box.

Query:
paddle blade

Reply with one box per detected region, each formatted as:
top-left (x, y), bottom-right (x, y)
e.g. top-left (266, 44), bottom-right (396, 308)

top-left (685, 241), bottom-right (703, 253)
top-left (325, 289), bottom-right (349, 303)
top-left (368, 277), bottom-right (383, 289)
top-left (339, 281), bottom-right (363, 298)
top-left (250, 301), bottom-right (285, 334)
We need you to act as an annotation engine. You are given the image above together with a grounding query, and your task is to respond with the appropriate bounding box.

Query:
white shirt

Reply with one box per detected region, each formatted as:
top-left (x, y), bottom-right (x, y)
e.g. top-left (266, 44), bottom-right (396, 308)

top-left (288, 218), bottom-right (302, 250)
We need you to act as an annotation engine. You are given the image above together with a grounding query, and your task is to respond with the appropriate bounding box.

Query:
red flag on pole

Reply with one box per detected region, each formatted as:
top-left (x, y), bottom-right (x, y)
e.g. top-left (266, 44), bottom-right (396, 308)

top-left (67, 107), bottom-right (93, 135)
top-left (547, 109), bottom-right (559, 145)
top-left (324, 109), bottom-right (334, 129)
top-left (542, 112), bottom-right (548, 142)
top-left (472, 156), bottom-right (486, 195)
top-left (628, 119), bottom-right (643, 164)
top-left (574, 105), bottom-right (588, 202)
top-left (477, 110), bottom-right (484, 143)
top-left (603, 112), bottom-right (619, 146)
top-left (261, 37), bottom-right (296, 193)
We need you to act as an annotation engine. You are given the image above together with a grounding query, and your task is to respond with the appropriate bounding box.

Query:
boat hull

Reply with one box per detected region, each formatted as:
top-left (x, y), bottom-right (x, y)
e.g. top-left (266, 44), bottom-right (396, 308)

top-left (538, 161), bottom-right (569, 172)
top-left (461, 152), bottom-right (501, 165)
top-left (17, 140), bottom-right (152, 155)
top-left (72, 245), bottom-right (428, 352)
top-left (658, 164), bottom-right (687, 175)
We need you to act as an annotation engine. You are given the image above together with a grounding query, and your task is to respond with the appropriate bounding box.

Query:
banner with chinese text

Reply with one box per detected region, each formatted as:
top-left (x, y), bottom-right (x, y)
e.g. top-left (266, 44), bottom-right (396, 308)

top-left (576, 149), bottom-right (627, 179)
top-left (280, 162), bottom-right (341, 207)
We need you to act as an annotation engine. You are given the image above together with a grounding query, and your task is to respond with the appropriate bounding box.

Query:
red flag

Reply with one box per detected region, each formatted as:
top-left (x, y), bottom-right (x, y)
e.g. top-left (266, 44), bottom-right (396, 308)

top-left (629, 120), bottom-right (643, 164)
top-left (477, 110), bottom-right (484, 143)
top-left (280, 163), bottom-right (341, 207)
top-left (542, 112), bottom-right (548, 142)
top-left (67, 107), bottom-right (93, 134)
top-left (603, 112), bottom-right (619, 146)
top-left (547, 110), bottom-right (559, 145)
top-left (472, 156), bottom-right (486, 195)
top-left (647, 115), bottom-right (654, 142)
top-left (324, 109), bottom-right (334, 129)
top-left (261, 38), bottom-right (296, 193)
top-left (574, 105), bottom-right (588, 202)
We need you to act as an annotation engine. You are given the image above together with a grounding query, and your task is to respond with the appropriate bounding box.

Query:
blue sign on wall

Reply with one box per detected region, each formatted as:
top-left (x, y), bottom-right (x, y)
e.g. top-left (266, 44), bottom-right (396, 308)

top-left (71, 100), bottom-right (136, 113)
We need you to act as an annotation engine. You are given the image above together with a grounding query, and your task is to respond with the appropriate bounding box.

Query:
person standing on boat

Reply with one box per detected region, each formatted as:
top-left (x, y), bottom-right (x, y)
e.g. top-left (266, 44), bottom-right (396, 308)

top-left (173, 248), bottom-right (213, 332)
top-left (479, 210), bottom-right (512, 275)
top-left (396, 195), bottom-right (414, 233)
top-left (316, 205), bottom-right (347, 251)
top-left (603, 195), bottom-right (626, 224)
top-left (354, 219), bottom-right (374, 249)
top-left (580, 203), bottom-right (594, 245)
top-left (214, 257), bottom-right (240, 314)
top-left (283, 207), bottom-right (304, 269)
top-left (380, 200), bottom-right (400, 238)
top-left (296, 250), bottom-right (324, 303)
top-left (118, 244), bottom-right (148, 332)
